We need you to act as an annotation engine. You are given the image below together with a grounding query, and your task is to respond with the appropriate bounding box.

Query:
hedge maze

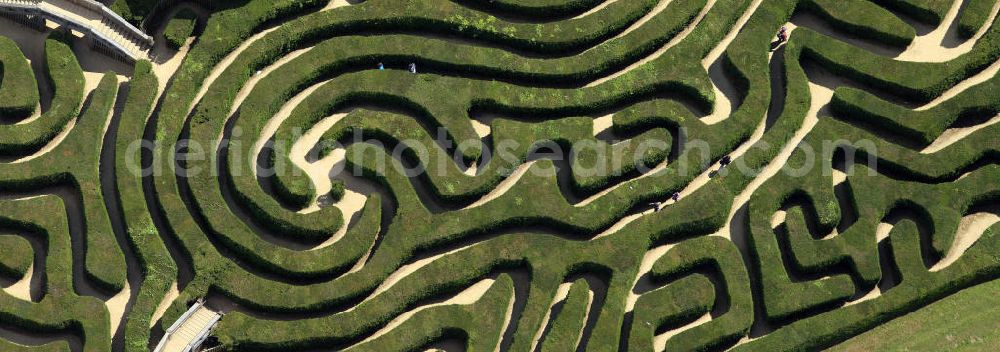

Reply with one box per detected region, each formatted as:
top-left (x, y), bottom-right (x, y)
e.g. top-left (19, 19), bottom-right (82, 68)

top-left (0, 0), bottom-right (999, 351)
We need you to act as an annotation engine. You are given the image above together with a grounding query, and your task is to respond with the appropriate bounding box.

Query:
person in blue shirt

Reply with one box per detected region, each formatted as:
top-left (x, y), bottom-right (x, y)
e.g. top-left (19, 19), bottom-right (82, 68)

top-left (378, 62), bottom-right (385, 70)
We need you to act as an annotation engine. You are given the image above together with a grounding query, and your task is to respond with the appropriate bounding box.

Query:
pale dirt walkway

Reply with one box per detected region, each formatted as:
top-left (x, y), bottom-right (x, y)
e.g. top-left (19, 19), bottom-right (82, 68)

top-left (352, 279), bottom-right (499, 346)
top-left (579, 0), bottom-right (768, 214)
top-left (916, 59), bottom-right (1000, 111)
top-left (282, 111), bottom-right (368, 250)
top-left (187, 0), bottom-right (353, 119)
top-left (572, 0), bottom-right (617, 20)
top-left (10, 71), bottom-right (124, 164)
top-left (367, 242), bottom-right (480, 299)
top-left (896, 0), bottom-right (1000, 62)
top-left (151, 39), bottom-right (192, 95)
top-left (529, 282), bottom-right (574, 351)
top-left (931, 212), bottom-right (1000, 272)
top-left (149, 281), bottom-right (179, 328)
top-left (105, 281), bottom-right (130, 335)
top-left (493, 288), bottom-right (517, 352)
top-left (626, 244), bottom-right (675, 312)
top-left (592, 113), bottom-right (613, 136)
top-left (699, 0), bottom-right (765, 125)
top-left (585, 0), bottom-right (711, 87)
top-left (921, 113), bottom-right (1000, 154)
top-left (655, 312), bottom-right (712, 351)
top-left (1, 262), bottom-right (33, 301)
top-left (459, 161), bottom-right (537, 210)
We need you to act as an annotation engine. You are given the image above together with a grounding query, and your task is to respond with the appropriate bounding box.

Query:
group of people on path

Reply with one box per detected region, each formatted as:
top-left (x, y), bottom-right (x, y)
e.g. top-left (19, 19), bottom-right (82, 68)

top-left (377, 62), bottom-right (418, 74)
top-left (649, 192), bottom-right (681, 212)
top-left (649, 153), bottom-right (733, 212)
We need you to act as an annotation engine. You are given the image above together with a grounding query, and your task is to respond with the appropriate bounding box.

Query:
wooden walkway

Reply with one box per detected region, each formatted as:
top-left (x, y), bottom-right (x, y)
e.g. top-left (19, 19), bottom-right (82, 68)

top-left (154, 301), bottom-right (223, 352)
top-left (0, 0), bottom-right (152, 60)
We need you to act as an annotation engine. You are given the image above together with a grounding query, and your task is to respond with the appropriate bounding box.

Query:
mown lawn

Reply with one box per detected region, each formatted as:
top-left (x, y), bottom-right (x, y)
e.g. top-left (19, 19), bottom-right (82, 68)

top-left (831, 278), bottom-right (1000, 351)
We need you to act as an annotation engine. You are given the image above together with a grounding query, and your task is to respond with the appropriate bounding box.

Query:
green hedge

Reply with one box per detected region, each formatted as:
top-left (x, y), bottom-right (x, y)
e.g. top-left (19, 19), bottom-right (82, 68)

top-left (110, 60), bottom-right (183, 352)
top-left (630, 236), bottom-right (753, 351)
top-left (0, 234), bottom-right (32, 279)
top-left (133, 0), bottom-right (1000, 350)
top-left (0, 196), bottom-right (111, 352)
top-left (164, 8), bottom-right (197, 49)
top-left (870, 0), bottom-right (952, 24)
top-left (184, 1), bottom-right (764, 350)
top-left (801, 0), bottom-right (916, 47)
top-left (539, 278), bottom-right (590, 352)
top-left (0, 35), bottom-right (83, 157)
top-left (957, 0), bottom-right (997, 39)
top-left (451, 0), bottom-right (605, 19)
top-left (0, 36), bottom-right (39, 121)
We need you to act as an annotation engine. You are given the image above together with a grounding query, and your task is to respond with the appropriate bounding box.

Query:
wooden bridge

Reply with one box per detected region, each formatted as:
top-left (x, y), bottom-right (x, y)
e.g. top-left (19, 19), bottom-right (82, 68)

top-left (153, 300), bottom-right (223, 352)
top-left (0, 0), bottom-right (152, 61)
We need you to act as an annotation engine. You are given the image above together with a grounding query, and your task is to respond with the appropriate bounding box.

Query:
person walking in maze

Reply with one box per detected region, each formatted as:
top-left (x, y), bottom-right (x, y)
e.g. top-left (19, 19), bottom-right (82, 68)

top-left (409, 63), bottom-right (417, 74)
top-left (777, 26), bottom-right (788, 43)
top-left (649, 202), bottom-right (663, 212)
top-left (671, 192), bottom-right (680, 202)
top-left (378, 62), bottom-right (385, 70)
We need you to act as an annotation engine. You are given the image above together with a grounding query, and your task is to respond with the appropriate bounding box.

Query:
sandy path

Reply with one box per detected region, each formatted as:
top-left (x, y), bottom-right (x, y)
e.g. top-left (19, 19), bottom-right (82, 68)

top-left (921, 113), bottom-right (1000, 154)
top-left (459, 161), bottom-right (537, 210)
top-left (529, 282), bottom-right (574, 351)
top-left (585, 0), bottom-right (711, 87)
top-left (470, 118), bottom-right (492, 139)
top-left (896, 0), bottom-right (1000, 62)
top-left (572, 0), bottom-right (617, 20)
top-left (258, 82), bottom-right (330, 182)
top-left (2, 262), bottom-right (33, 301)
top-left (151, 39), bottom-right (192, 94)
top-left (493, 286), bottom-right (517, 352)
top-left (309, 188), bottom-right (367, 249)
top-left (771, 210), bottom-right (787, 229)
top-left (590, 17), bottom-right (783, 238)
top-left (184, 0), bottom-right (353, 117)
top-left (626, 244), bottom-right (675, 312)
top-left (282, 108), bottom-right (344, 199)
top-left (592, 113), bottom-right (613, 136)
top-left (149, 281), bottom-right (179, 328)
top-left (321, 0), bottom-right (352, 12)
top-left (230, 47), bottom-right (311, 119)
top-left (105, 281), bottom-right (130, 335)
top-left (368, 242), bottom-right (480, 299)
top-left (590, 73), bottom-right (770, 240)
top-left (916, 59), bottom-right (1000, 111)
top-left (875, 221), bottom-right (893, 243)
top-left (185, 26), bottom-right (281, 119)
top-left (654, 312), bottom-right (712, 351)
top-left (427, 0), bottom-right (761, 212)
top-left (11, 72), bottom-right (125, 165)
top-left (279, 111), bottom-right (368, 248)
top-left (352, 278), bottom-right (498, 345)
top-left (845, 286), bottom-right (883, 307)
top-left (700, 0), bottom-right (765, 124)
top-left (931, 212), bottom-right (1000, 271)
top-left (709, 41), bottom-right (837, 243)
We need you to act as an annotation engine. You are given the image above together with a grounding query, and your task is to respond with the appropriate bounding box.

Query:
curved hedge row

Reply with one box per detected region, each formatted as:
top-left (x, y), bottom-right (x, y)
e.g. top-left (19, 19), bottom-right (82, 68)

top-left (0, 196), bottom-right (111, 352)
top-left (0, 0), bottom-right (989, 350)
top-left (0, 36), bottom-right (38, 122)
top-left (0, 35), bottom-right (83, 157)
top-left (0, 234), bottom-right (32, 279)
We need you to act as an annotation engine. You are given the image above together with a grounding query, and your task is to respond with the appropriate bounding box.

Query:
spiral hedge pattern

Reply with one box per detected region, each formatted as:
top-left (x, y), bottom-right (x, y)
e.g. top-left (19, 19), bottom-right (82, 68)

top-left (1, 0), bottom-right (999, 351)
